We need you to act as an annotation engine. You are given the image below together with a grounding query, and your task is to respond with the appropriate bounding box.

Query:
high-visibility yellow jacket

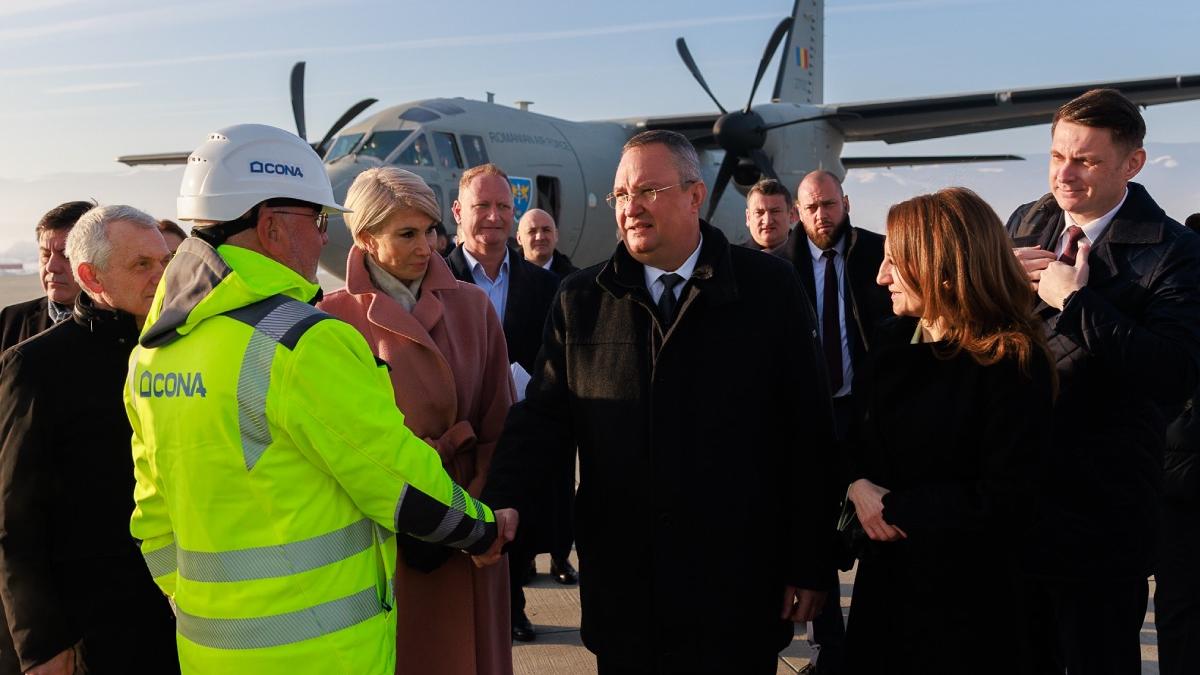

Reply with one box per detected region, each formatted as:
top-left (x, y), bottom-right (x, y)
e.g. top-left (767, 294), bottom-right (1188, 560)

top-left (126, 238), bottom-right (497, 674)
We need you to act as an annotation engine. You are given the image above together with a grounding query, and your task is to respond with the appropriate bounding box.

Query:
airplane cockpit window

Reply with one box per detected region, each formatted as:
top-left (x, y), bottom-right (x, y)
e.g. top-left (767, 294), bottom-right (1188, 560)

top-left (392, 133), bottom-right (434, 167)
top-left (424, 101), bottom-right (465, 116)
top-left (358, 130), bottom-right (412, 160)
top-left (461, 134), bottom-right (489, 168)
top-left (324, 133), bottom-right (364, 162)
top-left (433, 132), bottom-right (464, 169)
top-left (399, 107), bottom-right (440, 123)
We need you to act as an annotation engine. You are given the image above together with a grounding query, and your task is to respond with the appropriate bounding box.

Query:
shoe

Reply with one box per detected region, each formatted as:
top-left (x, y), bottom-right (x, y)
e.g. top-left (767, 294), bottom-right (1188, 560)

top-left (550, 557), bottom-right (578, 585)
top-left (512, 612), bottom-right (536, 642)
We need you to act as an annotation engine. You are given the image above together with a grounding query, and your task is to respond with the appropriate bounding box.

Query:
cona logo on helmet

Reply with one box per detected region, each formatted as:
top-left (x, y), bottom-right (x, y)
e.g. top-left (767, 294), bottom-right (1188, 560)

top-left (137, 369), bottom-right (208, 398)
top-left (249, 160), bottom-right (305, 177)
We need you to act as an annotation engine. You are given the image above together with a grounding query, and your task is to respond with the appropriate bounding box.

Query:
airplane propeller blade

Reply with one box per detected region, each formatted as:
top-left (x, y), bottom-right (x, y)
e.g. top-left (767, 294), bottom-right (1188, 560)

top-left (290, 61), bottom-right (308, 141)
top-left (675, 38), bottom-right (728, 115)
top-left (744, 18), bottom-right (791, 114)
top-left (705, 152), bottom-right (740, 222)
top-left (749, 148), bottom-right (779, 181)
top-left (315, 98), bottom-right (379, 157)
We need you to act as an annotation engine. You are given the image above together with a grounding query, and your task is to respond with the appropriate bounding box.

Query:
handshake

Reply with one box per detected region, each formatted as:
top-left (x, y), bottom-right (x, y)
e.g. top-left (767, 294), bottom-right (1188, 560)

top-left (471, 508), bottom-right (519, 568)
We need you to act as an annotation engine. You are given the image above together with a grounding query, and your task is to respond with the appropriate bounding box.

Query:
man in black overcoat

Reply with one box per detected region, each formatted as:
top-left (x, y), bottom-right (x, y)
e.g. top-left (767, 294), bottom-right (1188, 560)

top-left (1007, 88), bottom-right (1200, 675)
top-left (484, 130), bottom-right (838, 674)
top-left (0, 201), bottom-right (93, 355)
top-left (444, 164), bottom-right (561, 641)
top-left (0, 205), bottom-right (178, 675)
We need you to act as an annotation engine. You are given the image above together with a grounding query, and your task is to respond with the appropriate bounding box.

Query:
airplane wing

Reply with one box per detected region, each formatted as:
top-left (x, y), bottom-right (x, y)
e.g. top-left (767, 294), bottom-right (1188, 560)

top-left (832, 74), bottom-right (1200, 144)
top-left (841, 154), bottom-right (1022, 169)
top-left (116, 152), bottom-right (190, 167)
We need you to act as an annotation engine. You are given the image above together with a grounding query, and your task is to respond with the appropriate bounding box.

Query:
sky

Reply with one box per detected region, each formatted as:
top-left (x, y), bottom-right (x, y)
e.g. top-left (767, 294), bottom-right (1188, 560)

top-left (1, 0), bottom-right (1198, 253)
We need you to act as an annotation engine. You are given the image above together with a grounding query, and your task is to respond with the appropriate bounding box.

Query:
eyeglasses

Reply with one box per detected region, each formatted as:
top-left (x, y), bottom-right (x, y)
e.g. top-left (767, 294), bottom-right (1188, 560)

top-left (606, 181), bottom-right (695, 210)
top-left (273, 209), bottom-right (329, 234)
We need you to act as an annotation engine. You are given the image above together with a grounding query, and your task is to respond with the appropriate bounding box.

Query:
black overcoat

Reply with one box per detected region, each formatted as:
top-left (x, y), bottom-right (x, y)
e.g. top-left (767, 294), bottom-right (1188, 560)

top-left (1006, 182), bottom-right (1200, 577)
top-left (844, 317), bottom-right (1054, 674)
top-left (485, 223), bottom-right (838, 671)
top-left (0, 295), bottom-right (177, 674)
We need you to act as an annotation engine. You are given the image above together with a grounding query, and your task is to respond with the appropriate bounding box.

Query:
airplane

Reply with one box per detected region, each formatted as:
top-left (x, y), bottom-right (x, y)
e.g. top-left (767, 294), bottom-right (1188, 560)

top-left (117, 0), bottom-right (1200, 278)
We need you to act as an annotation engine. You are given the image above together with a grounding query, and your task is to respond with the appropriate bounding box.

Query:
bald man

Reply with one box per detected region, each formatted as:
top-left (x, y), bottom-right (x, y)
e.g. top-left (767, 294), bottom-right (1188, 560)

top-left (516, 209), bottom-right (578, 278)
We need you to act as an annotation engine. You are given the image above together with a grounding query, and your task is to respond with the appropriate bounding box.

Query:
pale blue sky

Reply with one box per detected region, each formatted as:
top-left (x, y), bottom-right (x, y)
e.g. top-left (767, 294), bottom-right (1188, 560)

top-left (1, 0), bottom-right (1197, 250)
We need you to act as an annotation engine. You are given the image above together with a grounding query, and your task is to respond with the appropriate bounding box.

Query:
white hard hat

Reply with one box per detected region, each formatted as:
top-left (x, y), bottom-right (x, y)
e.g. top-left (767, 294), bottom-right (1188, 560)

top-left (177, 123), bottom-right (349, 223)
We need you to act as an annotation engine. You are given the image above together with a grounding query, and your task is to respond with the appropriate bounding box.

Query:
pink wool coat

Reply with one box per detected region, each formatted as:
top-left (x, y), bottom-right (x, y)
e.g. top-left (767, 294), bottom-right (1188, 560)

top-left (320, 247), bottom-right (515, 675)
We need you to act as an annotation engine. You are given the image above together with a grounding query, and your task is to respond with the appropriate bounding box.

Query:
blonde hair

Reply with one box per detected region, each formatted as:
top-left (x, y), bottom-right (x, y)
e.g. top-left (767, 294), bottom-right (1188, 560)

top-left (343, 167), bottom-right (440, 245)
top-left (458, 163), bottom-right (509, 192)
top-left (887, 187), bottom-right (1051, 377)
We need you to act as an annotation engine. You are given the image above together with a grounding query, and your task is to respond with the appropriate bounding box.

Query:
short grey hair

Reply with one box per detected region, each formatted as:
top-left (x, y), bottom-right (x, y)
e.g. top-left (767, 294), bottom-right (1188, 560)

top-left (66, 204), bottom-right (159, 285)
top-left (623, 130), bottom-right (702, 183)
top-left (344, 167), bottom-right (441, 245)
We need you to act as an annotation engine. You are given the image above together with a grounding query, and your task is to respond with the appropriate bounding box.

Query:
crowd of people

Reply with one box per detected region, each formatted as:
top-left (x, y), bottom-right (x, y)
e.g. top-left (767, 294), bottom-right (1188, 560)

top-left (0, 87), bottom-right (1196, 675)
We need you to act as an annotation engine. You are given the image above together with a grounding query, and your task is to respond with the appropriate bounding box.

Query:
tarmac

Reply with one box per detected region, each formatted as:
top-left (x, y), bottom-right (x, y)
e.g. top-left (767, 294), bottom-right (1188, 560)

top-left (0, 273), bottom-right (1165, 673)
top-left (517, 552), bottom-right (1162, 674)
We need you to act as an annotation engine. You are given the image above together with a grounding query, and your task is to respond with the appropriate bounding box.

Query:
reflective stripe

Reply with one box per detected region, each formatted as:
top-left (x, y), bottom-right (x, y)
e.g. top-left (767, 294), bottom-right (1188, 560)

top-left (176, 586), bottom-right (384, 650)
top-left (420, 483), bottom-right (468, 542)
top-left (143, 540), bottom-right (178, 578)
top-left (179, 518), bottom-right (376, 583)
top-left (225, 296), bottom-right (330, 470)
top-left (237, 330), bottom-right (275, 470)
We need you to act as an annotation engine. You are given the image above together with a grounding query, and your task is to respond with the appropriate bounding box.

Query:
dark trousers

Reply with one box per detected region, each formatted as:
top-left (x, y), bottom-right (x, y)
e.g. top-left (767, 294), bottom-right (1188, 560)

top-left (1156, 502), bottom-right (1200, 675)
top-left (1021, 573), bottom-right (1149, 675)
top-left (597, 655), bottom-right (778, 675)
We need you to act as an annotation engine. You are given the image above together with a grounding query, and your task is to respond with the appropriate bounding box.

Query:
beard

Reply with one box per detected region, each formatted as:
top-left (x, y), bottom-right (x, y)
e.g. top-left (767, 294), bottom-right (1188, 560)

top-left (807, 214), bottom-right (849, 250)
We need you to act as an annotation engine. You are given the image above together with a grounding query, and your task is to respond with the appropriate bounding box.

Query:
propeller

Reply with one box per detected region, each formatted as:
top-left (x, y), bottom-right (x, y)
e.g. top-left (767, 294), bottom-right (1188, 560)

top-left (288, 61), bottom-right (379, 157)
top-left (676, 17), bottom-right (834, 221)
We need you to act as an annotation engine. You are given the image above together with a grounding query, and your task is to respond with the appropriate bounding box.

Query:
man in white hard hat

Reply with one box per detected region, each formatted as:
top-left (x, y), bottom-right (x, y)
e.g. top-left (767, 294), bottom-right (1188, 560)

top-left (125, 124), bottom-right (516, 675)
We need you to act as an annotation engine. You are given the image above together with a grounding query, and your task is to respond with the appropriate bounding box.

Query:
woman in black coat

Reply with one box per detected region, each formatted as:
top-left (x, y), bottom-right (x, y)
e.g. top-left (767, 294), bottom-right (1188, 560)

top-left (843, 188), bottom-right (1055, 674)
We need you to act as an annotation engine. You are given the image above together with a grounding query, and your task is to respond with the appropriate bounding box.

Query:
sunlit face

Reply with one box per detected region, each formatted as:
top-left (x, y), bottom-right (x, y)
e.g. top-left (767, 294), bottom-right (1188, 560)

top-left (267, 201), bottom-right (328, 281)
top-left (360, 207), bottom-right (435, 284)
top-left (877, 236), bottom-right (923, 318)
top-left (516, 211), bottom-right (558, 265)
top-left (613, 143), bottom-right (705, 269)
top-left (744, 192), bottom-right (794, 249)
top-left (85, 221), bottom-right (171, 322)
top-left (452, 174), bottom-right (514, 257)
top-left (797, 175), bottom-right (850, 250)
top-left (38, 228), bottom-right (81, 306)
top-left (1049, 121), bottom-right (1145, 223)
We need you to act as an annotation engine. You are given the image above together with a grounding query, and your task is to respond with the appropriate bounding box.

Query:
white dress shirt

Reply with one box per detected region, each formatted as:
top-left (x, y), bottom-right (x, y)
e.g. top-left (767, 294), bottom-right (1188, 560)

top-left (808, 235), bottom-right (852, 398)
top-left (643, 234), bottom-right (704, 304)
top-left (1055, 188), bottom-right (1128, 258)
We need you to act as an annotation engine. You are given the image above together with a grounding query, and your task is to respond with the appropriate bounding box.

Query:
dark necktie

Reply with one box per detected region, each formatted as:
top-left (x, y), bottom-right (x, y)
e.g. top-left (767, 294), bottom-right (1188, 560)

top-left (822, 250), bottom-right (844, 393)
top-left (657, 273), bottom-right (684, 327)
top-left (1058, 225), bottom-right (1085, 265)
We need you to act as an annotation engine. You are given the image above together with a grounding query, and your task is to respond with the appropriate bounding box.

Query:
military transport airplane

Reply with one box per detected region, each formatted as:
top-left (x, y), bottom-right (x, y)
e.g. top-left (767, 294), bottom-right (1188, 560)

top-left (117, 0), bottom-right (1200, 276)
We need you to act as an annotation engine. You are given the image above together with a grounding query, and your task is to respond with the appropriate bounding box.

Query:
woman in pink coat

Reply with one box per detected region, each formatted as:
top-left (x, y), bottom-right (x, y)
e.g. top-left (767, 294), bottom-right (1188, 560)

top-left (319, 167), bottom-right (514, 675)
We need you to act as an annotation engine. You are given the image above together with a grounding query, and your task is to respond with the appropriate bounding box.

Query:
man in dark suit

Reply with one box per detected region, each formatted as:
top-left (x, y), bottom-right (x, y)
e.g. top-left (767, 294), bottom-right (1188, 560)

top-left (516, 208), bottom-right (579, 279)
top-left (1008, 88), bottom-right (1200, 675)
top-left (0, 201), bottom-right (93, 354)
top-left (513, 207), bottom-right (580, 587)
top-left (484, 130), bottom-right (837, 675)
top-left (445, 163), bottom-right (560, 642)
top-left (742, 178), bottom-right (796, 252)
top-left (775, 170), bottom-right (890, 675)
